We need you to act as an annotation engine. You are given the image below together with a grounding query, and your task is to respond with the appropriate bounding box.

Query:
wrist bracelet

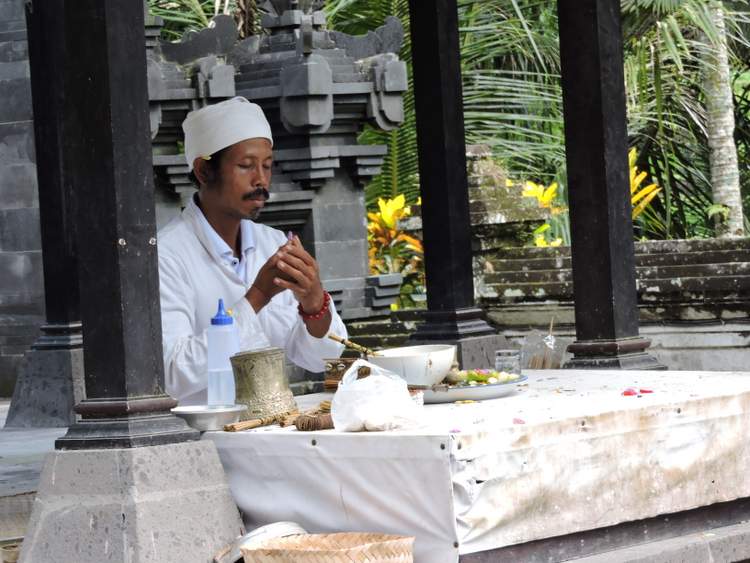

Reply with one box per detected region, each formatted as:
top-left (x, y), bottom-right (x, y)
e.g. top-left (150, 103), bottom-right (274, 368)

top-left (298, 291), bottom-right (331, 321)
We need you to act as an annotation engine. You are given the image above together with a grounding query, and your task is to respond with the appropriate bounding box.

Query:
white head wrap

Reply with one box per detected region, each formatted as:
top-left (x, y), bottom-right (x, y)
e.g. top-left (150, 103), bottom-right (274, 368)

top-left (182, 96), bottom-right (273, 171)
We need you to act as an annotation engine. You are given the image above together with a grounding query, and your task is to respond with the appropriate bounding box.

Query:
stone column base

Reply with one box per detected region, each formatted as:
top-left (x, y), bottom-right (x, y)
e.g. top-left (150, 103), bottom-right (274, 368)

top-left (5, 347), bottom-right (85, 428)
top-left (19, 440), bottom-right (244, 563)
top-left (564, 337), bottom-right (666, 370)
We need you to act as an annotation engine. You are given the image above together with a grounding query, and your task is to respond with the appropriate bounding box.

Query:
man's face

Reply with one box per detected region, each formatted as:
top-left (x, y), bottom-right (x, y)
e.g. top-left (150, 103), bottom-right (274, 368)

top-left (197, 137), bottom-right (273, 221)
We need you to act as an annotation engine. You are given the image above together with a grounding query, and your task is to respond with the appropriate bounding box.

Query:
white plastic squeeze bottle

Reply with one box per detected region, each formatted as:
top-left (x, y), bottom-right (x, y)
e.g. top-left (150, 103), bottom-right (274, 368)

top-left (206, 298), bottom-right (239, 407)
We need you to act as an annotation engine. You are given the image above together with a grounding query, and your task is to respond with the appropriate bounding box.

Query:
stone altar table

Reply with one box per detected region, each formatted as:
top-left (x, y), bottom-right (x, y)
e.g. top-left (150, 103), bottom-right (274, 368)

top-left (206, 370), bottom-right (750, 562)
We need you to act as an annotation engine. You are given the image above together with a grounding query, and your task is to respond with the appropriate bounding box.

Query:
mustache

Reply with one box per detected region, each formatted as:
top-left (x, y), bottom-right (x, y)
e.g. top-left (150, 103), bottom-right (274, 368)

top-left (242, 187), bottom-right (270, 201)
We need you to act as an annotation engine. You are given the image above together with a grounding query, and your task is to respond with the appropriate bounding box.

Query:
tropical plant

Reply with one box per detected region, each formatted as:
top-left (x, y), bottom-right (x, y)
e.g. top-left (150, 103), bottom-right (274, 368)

top-left (621, 0), bottom-right (750, 239)
top-left (324, 0), bottom-right (420, 206)
top-left (325, 0), bottom-right (565, 207)
top-left (629, 148), bottom-right (662, 220)
top-left (703, 0), bottom-right (744, 236)
top-left (519, 148), bottom-right (662, 246)
top-left (367, 195), bottom-right (425, 309)
top-left (148, 0), bottom-right (229, 39)
top-left (148, 0), bottom-right (258, 40)
top-left (328, 0), bottom-right (750, 241)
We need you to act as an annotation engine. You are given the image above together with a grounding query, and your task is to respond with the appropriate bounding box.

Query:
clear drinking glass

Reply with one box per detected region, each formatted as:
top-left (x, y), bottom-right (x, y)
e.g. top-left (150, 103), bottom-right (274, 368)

top-left (494, 349), bottom-right (521, 375)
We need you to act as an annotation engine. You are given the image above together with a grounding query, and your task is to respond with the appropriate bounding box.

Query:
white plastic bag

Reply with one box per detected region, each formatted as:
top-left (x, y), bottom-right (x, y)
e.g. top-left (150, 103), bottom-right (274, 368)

top-left (331, 359), bottom-right (423, 432)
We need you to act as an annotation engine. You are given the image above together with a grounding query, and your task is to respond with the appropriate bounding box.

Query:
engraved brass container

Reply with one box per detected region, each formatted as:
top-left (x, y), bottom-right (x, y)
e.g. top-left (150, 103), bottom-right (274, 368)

top-left (230, 347), bottom-right (297, 421)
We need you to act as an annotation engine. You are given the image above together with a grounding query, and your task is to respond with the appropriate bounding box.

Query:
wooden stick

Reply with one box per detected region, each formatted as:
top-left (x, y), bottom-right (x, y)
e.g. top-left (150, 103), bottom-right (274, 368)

top-left (327, 333), bottom-right (379, 356)
top-left (223, 410), bottom-right (297, 432)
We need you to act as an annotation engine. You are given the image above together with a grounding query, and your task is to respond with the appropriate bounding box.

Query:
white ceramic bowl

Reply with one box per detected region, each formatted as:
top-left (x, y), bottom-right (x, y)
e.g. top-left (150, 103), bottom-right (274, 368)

top-left (368, 344), bottom-right (456, 387)
top-left (171, 404), bottom-right (247, 432)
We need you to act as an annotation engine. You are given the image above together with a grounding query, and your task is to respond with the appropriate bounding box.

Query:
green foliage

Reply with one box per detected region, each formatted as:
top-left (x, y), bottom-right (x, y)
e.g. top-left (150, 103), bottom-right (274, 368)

top-left (707, 203), bottom-right (731, 222)
top-left (324, 0), bottom-right (419, 206)
top-left (148, 0), bottom-right (236, 40)
top-left (622, 0), bottom-right (750, 239)
top-left (330, 0), bottom-right (750, 239)
top-left (367, 195), bottom-right (426, 309)
top-left (325, 0), bottom-right (566, 207)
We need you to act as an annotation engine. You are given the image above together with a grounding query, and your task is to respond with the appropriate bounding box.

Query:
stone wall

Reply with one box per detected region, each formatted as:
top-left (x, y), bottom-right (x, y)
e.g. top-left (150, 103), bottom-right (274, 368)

top-left (0, 0), bottom-right (44, 396)
top-left (477, 237), bottom-right (750, 371)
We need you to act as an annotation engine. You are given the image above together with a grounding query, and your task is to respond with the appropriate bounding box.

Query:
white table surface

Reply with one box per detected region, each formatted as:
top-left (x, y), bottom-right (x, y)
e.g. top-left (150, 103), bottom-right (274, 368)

top-left (206, 369), bottom-right (750, 562)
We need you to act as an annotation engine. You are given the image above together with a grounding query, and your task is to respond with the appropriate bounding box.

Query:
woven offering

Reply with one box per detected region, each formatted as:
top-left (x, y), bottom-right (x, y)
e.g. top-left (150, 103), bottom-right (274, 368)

top-left (294, 413), bottom-right (334, 431)
top-left (241, 532), bottom-right (414, 562)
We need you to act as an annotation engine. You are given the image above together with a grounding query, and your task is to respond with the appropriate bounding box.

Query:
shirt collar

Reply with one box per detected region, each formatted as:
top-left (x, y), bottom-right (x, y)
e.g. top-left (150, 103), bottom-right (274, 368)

top-left (193, 195), bottom-right (255, 262)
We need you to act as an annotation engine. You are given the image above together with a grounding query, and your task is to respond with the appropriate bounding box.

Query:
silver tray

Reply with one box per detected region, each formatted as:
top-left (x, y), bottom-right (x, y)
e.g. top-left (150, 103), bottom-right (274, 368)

top-left (171, 404), bottom-right (247, 431)
top-left (423, 375), bottom-right (527, 404)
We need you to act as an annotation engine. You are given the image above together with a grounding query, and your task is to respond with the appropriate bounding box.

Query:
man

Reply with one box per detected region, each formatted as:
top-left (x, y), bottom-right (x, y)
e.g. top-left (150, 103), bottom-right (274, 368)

top-left (158, 96), bottom-right (345, 405)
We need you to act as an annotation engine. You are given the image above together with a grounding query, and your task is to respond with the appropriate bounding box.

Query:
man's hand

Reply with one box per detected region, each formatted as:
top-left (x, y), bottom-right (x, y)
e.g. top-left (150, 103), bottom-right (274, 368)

top-left (273, 236), bottom-right (325, 313)
top-left (245, 236), bottom-right (326, 323)
top-left (246, 250), bottom-right (288, 312)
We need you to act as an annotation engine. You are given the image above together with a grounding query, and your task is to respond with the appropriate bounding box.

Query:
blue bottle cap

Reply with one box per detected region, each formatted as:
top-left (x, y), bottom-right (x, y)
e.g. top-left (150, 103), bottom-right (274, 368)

top-left (211, 298), bottom-right (233, 325)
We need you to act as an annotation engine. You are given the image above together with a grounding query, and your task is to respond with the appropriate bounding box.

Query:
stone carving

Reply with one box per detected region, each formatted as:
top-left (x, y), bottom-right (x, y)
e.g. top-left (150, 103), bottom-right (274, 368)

top-left (329, 16), bottom-right (404, 62)
top-left (145, 3), bottom-right (407, 321)
top-left (159, 15), bottom-right (238, 64)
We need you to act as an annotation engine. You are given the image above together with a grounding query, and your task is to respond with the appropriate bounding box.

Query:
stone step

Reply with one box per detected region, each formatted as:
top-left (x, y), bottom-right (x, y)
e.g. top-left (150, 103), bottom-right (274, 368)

top-left (491, 237), bottom-right (750, 261)
top-left (484, 275), bottom-right (750, 303)
top-left (345, 319), bottom-right (410, 337)
top-left (484, 261), bottom-right (750, 285)
top-left (568, 519), bottom-right (750, 563)
top-left (488, 248), bottom-right (750, 273)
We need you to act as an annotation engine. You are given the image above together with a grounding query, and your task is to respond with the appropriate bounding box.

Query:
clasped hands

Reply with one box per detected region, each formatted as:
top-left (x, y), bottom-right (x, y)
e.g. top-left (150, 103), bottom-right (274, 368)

top-left (247, 235), bottom-right (325, 315)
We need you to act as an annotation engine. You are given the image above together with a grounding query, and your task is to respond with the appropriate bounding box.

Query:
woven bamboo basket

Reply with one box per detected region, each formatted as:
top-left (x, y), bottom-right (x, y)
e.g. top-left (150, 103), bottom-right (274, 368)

top-left (241, 532), bottom-right (414, 562)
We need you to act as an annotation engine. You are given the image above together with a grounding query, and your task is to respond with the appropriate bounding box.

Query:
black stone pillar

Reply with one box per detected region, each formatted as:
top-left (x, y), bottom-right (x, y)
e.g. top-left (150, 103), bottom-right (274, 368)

top-left (25, 0), bottom-right (81, 348)
top-left (5, 0), bottom-right (85, 428)
top-left (55, 0), bottom-right (198, 448)
top-left (407, 0), bottom-right (498, 360)
top-left (557, 0), bottom-right (663, 369)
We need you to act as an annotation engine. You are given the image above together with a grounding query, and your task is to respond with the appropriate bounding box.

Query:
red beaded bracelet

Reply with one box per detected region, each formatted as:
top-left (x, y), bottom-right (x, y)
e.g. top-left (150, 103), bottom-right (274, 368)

top-left (298, 291), bottom-right (331, 321)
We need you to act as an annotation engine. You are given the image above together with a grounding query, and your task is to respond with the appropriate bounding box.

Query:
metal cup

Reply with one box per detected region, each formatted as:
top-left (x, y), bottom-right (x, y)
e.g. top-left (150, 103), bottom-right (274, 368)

top-left (230, 347), bottom-right (296, 422)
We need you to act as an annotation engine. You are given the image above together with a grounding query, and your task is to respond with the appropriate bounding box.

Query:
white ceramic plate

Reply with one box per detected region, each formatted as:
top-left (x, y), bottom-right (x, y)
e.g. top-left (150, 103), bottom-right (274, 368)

top-left (423, 375), bottom-right (527, 404)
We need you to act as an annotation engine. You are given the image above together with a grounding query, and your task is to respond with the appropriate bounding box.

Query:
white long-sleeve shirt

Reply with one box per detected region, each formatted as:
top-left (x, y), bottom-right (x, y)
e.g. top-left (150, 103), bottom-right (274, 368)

top-left (157, 196), bottom-right (346, 405)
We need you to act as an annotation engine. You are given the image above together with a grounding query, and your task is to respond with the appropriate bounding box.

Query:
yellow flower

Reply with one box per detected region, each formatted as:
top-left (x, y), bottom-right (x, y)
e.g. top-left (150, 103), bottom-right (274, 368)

top-left (505, 178), bottom-right (514, 188)
top-left (522, 181), bottom-right (558, 209)
top-left (539, 182), bottom-right (558, 208)
top-left (628, 148), bottom-right (661, 219)
top-left (377, 195), bottom-right (407, 229)
top-left (522, 181), bottom-right (544, 200)
top-left (534, 233), bottom-right (563, 247)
